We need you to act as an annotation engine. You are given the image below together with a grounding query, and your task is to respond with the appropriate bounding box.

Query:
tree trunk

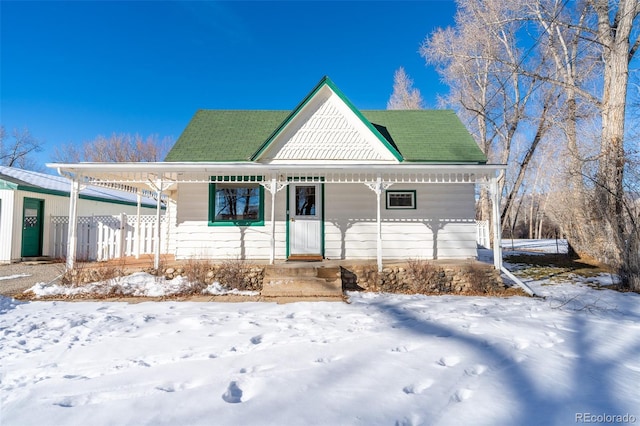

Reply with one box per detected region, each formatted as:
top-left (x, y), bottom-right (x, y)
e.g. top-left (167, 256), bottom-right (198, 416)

top-left (592, 0), bottom-right (638, 288)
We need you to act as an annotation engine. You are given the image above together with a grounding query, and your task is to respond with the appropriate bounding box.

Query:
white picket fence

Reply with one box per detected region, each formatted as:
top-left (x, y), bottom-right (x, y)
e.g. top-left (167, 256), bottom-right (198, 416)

top-left (476, 220), bottom-right (490, 249)
top-left (50, 214), bottom-right (168, 261)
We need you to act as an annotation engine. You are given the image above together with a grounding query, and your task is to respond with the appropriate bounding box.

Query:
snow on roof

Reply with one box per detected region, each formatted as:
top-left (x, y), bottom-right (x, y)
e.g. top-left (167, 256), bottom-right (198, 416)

top-left (0, 166), bottom-right (158, 207)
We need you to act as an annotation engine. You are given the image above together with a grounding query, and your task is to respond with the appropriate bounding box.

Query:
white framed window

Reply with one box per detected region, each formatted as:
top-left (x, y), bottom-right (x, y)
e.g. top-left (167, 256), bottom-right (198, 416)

top-left (208, 176), bottom-right (264, 226)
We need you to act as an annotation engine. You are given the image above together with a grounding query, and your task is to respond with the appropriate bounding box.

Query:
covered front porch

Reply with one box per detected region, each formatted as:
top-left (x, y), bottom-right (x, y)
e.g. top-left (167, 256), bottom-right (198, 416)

top-left (49, 162), bottom-right (507, 274)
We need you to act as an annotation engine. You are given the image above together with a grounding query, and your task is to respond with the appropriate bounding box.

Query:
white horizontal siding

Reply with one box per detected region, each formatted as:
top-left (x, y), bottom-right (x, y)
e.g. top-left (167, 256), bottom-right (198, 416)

top-left (164, 199), bottom-right (178, 256)
top-left (173, 181), bottom-right (477, 261)
top-left (0, 190), bottom-right (16, 263)
top-left (325, 184), bottom-right (477, 260)
top-left (174, 183), bottom-right (287, 259)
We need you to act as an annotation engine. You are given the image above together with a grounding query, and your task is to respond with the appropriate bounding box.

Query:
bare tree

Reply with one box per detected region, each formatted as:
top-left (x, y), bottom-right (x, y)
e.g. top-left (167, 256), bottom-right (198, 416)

top-left (524, 0), bottom-right (597, 259)
top-left (421, 0), bottom-right (556, 226)
top-left (423, 0), bottom-right (640, 290)
top-left (531, 0), bottom-right (640, 288)
top-left (54, 133), bottom-right (171, 163)
top-left (387, 67), bottom-right (424, 110)
top-left (0, 126), bottom-right (43, 170)
top-left (590, 0), bottom-right (639, 287)
top-left (421, 15), bottom-right (496, 223)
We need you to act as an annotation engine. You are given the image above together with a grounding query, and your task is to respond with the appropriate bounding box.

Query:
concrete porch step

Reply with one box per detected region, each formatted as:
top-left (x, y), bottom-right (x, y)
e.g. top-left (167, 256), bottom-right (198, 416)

top-left (20, 256), bottom-right (58, 264)
top-left (261, 266), bottom-right (343, 298)
top-left (265, 266), bottom-right (325, 278)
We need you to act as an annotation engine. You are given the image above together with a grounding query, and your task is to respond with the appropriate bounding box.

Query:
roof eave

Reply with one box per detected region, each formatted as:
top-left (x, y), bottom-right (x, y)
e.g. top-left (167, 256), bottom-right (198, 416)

top-left (47, 161), bottom-right (506, 174)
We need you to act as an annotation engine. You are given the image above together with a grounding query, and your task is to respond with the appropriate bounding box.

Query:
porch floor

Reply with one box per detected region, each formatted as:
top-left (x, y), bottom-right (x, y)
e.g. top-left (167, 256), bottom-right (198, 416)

top-left (88, 255), bottom-right (490, 270)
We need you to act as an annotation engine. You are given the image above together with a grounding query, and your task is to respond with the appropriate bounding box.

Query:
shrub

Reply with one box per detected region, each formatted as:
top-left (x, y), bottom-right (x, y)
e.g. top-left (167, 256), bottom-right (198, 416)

top-left (180, 258), bottom-right (257, 289)
top-left (217, 258), bottom-right (253, 290)
top-left (181, 258), bottom-right (214, 292)
top-left (464, 263), bottom-right (490, 293)
top-left (60, 261), bottom-right (125, 287)
top-left (406, 259), bottom-right (449, 294)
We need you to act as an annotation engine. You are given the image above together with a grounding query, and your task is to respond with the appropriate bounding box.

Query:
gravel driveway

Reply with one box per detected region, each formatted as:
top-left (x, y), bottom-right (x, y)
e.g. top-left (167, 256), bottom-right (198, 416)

top-left (0, 263), bottom-right (65, 296)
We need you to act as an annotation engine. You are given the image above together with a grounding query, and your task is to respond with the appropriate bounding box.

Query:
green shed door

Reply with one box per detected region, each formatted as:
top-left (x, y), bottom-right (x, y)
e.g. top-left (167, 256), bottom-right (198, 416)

top-left (21, 198), bottom-right (44, 257)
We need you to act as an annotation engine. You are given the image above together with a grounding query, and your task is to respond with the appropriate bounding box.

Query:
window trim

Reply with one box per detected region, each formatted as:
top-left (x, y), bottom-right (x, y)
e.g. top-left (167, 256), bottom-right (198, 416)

top-left (208, 177), bottom-right (264, 226)
top-left (385, 190), bottom-right (416, 210)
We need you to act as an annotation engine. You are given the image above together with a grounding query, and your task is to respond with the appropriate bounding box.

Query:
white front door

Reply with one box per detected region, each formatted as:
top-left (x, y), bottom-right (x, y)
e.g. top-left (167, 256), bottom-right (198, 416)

top-left (289, 183), bottom-right (322, 256)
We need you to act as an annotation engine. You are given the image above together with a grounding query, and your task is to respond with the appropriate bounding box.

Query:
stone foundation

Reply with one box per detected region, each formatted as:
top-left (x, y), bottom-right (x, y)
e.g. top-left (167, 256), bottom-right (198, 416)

top-left (160, 264), bottom-right (264, 292)
top-left (157, 261), bottom-right (503, 295)
top-left (341, 261), bottom-right (504, 295)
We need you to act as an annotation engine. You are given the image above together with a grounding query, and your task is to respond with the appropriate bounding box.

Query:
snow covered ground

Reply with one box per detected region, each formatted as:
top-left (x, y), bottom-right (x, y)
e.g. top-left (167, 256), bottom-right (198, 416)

top-left (27, 272), bottom-right (259, 299)
top-left (502, 238), bottom-right (568, 254)
top-left (1, 243), bottom-right (639, 425)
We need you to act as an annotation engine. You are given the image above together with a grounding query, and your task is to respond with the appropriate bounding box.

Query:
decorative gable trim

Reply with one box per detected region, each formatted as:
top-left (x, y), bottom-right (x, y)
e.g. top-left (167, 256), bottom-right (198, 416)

top-left (250, 76), bottom-right (403, 163)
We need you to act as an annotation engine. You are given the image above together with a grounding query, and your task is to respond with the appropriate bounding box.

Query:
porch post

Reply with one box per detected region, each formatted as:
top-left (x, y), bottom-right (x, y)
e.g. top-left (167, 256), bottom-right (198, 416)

top-left (364, 175), bottom-right (391, 272)
top-left (376, 175), bottom-right (383, 272)
top-left (269, 177), bottom-right (277, 264)
top-left (135, 191), bottom-right (141, 259)
top-left (260, 176), bottom-right (286, 265)
top-left (490, 173), bottom-right (503, 270)
top-left (154, 180), bottom-right (163, 270)
top-left (66, 178), bottom-right (80, 270)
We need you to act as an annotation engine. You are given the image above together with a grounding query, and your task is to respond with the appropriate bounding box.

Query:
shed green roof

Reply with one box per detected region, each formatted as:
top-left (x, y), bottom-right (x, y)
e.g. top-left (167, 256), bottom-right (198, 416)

top-left (165, 109), bottom-right (486, 163)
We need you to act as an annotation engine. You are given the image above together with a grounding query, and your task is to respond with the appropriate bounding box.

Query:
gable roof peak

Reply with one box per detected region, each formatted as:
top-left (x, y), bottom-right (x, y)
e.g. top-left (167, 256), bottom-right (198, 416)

top-left (250, 76), bottom-right (403, 162)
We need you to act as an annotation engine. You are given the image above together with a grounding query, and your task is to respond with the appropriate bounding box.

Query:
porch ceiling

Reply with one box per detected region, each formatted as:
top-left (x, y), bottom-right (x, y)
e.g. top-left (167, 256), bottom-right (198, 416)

top-left (47, 162), bottom-right (506, 195)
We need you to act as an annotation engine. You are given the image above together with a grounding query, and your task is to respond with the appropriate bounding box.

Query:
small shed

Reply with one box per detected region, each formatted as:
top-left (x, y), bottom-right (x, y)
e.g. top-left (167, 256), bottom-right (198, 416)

top-left (0, 166), bottom-right (159, 263)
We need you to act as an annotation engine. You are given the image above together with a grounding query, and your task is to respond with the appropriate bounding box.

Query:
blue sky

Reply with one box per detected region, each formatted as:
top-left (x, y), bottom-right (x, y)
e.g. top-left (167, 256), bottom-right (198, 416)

top-left (1, 1), bottom-right (457, 168)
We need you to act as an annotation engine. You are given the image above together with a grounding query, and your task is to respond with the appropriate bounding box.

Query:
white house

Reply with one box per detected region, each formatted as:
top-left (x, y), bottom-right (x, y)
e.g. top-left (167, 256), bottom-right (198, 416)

top-left (49, 77), bottom-right (505, 271)
top-left (0, 166), bottom-right (160, 263)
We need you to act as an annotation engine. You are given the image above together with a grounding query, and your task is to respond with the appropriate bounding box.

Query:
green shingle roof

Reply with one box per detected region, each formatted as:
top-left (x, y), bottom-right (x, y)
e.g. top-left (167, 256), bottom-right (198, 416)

top-left (165, 110), bottom-right (289, 162)
top-left (362, 110), bottom-right (486, 162)
top-left (165, 108), bottom-right (486, 163)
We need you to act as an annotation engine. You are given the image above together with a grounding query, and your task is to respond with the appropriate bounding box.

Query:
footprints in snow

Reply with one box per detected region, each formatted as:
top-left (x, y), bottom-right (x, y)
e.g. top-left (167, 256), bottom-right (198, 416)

top-left (402, 356), bottom-right (488, 405)
top-left (314, 356), bottom-right (340, 364)
top-left (464, 364), bottom-right (487, 376)
top-left (402, 379), bottom-right (434, 395)
top-left (51, 380), bottom-right (200, 408)
top-left (227, 334), bottom-right (264, 354)
top-left (450, 388), bottom-right (474, 403)
top-left (222, 381), bottom-right (243, 403)
top-left (436, 356), bottom-right (460, 367)
top-left (540, 330), bottom-right (565, 348)
top-left (389, 343), bottom-right (481, 403)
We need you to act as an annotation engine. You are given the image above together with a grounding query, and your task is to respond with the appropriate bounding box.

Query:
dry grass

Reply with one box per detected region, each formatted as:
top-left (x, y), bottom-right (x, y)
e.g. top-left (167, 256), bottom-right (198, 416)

top-left (463, 263), bottom-right (495, 294)
top-left (178, 257), bottom-right (258, 291)
top-left (181, 258), bottom-right (215, 292)
top-left (59, 259), bottom-right (126, 287)
top-left (505, 253), bottom-right (608, 282)
top-left (216, 258), bottom-right (254, 291)
top-left (406, 259), bottom-right (449, 293)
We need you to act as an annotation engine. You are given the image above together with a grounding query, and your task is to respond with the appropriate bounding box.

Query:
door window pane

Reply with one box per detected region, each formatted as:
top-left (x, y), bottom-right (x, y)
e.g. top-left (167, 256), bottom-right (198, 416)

top-left (295, 186), bottom-right (316, 216)
top-left (24, 208), bottom-right (39, 227)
